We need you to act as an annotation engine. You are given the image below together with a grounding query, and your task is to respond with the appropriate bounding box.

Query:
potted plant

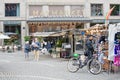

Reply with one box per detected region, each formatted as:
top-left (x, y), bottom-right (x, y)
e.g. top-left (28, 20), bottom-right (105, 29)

top-left (24, 36), bottom-right (31, 42)
top-left (54, 39), bottom-right (62, 58)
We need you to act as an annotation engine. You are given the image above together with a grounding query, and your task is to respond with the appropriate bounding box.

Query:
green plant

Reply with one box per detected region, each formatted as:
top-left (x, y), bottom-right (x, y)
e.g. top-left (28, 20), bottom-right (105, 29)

top-left (56, 39), bottom-right (62, 47)
top-left (4, 35), bottom-right (18, 45)
top-left (4, 39), bottom-right (10, 45)
top-left (37, 36), bottom-right (43, 42)
top-left (24, 36), bottom-right (31, 42)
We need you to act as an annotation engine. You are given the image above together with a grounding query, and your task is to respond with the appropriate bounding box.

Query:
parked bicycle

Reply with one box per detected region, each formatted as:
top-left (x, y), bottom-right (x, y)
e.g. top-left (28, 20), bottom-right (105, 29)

top-left (67, 52), bottom-right (102, 75)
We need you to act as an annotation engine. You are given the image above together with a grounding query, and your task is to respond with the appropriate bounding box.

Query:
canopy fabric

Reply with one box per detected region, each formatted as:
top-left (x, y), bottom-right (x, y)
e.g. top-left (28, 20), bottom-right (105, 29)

top-left (30, 32), bottom-right (55, 37)
top-left (50, 32), bottom-right (66, 37)
top-left (0, 34), bottom-right (10, 39)
top-left (27, 17), bottom-right (92, 22)
top-left (108, 23), bottom-right (120, 61)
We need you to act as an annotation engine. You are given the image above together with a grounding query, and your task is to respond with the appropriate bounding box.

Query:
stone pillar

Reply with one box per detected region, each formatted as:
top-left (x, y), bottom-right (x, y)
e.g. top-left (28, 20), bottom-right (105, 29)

top-left (21, 21), bottom-right (27, 48)
top-left (0, 21), bottom-right (4, 45)
top-left (84, 0), bottom-right (90, 17)
top-left (26, 23), bottom-right (29, 36)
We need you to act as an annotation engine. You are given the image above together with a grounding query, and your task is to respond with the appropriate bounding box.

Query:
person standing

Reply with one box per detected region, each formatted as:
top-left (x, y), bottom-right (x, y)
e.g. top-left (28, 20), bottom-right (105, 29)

top-left (32, 38), bottom-right (41, 61)
top-left (24, 41), bottom-right (30, 60)
top-left (85, 35), bottom-right (94, 60)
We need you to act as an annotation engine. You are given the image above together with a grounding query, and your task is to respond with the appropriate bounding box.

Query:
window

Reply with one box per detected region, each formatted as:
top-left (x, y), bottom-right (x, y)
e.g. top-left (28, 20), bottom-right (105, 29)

top-left (110, 4), bottom-right (120, 16)
top-left (91, 4), bottom-right (103, 16)
top-left (71, 5), bottom-right (84, 17)
top-left (5, 3), bottom-right (20, 16)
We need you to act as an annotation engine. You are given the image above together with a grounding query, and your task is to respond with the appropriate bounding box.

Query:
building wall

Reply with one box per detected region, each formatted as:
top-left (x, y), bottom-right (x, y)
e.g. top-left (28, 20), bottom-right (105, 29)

top-left (0, 0), bottom-right (26, 46)
top-left (87, 0), bottom-right (120, 19)
top-left (0, 0), bottom-right (120, 45)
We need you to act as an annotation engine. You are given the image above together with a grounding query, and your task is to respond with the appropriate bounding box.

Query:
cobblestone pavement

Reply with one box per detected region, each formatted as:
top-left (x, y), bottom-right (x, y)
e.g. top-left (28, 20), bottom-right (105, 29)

top-left (0, 51), bottom-right (119, 80)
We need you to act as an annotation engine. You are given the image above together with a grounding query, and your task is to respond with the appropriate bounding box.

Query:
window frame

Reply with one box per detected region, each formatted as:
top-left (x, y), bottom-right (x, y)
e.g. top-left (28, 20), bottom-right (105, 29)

top-left (110, 4), bottom-right (120, 16)
top-left (91, 4), bottom-right (103, 16)
top-left (5, 3), bottom-right (20, 17)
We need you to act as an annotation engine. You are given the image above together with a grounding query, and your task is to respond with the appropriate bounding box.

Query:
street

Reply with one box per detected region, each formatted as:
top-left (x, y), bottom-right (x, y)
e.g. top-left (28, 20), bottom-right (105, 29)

top-left (0, 51), bottom-right (119, 80)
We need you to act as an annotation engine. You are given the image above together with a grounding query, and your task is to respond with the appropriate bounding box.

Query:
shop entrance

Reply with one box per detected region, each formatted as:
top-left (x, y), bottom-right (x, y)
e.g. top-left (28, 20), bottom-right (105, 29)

top-left (28, 22), bottom-right (85, 57)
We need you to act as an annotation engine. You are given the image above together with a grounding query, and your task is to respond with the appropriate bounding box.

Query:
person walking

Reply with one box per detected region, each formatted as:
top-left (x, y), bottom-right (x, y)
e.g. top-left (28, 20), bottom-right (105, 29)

top-left (24, 41), bottom-right (30, 60)
top-left (47, 41), bottom-right (51, 52)
top-left (32, 38), bottom-right (41, 61)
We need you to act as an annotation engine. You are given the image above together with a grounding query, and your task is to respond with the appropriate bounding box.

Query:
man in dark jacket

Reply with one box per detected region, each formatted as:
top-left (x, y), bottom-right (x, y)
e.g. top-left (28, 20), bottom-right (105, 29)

top-left (85, 35), bottom-right (94, 59)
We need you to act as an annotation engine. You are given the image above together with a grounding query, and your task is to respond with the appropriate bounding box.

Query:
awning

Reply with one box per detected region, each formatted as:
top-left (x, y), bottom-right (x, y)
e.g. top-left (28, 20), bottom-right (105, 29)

top-left (30, 32), bottom-right (55, 37)
top-left (50, 31), bottom-right (66, 37)
top-left (27, 17), bottom-right (92, 22)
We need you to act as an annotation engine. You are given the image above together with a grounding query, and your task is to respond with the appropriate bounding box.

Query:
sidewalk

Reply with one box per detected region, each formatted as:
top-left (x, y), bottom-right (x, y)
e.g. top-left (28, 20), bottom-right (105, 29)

top-left (0, 50), bottom-right (120, 80)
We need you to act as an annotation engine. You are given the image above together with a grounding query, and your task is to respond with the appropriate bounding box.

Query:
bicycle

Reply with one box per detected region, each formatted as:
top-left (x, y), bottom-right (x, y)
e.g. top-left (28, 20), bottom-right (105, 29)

top-left (67, 52), bottom-right (102, 75)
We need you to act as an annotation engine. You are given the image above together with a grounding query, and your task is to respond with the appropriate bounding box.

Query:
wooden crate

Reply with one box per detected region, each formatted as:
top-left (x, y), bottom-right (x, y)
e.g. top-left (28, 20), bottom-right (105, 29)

top-left (102, 59), bottom-right (109, 70)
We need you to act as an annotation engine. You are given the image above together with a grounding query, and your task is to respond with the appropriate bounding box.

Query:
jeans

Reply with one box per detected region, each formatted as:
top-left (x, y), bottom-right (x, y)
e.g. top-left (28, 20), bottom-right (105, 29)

top-left (87, 50), bottom-right (93, 60)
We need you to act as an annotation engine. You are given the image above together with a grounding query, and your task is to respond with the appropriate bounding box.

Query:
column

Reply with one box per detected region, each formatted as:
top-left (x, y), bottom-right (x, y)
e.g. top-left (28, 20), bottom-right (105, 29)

top-left (0, 21), bottom-right (4, 45)
top-left (21, 21), bottom-right (27, 47)
top-left (84, 0), bottom-right (90, 17)
top-left (104, 2), bottom-right (110, 25)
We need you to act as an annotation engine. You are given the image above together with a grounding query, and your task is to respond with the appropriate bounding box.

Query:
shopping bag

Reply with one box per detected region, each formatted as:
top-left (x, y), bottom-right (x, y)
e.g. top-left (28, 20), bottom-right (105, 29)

top-left (114, 55), bottom-right (120, 66)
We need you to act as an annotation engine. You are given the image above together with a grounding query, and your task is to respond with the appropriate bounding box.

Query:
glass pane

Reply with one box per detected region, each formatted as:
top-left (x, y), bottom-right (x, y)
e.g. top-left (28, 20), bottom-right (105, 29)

top-left (91, 4), bottom-right (103, 16)
top-left (110, 4), bottom-right (120, 16)
top-left (5, 4), bottom-right (20, 17)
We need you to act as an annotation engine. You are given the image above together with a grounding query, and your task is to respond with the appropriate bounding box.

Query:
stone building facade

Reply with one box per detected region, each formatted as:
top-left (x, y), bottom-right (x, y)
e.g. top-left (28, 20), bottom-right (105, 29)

top-left (0, 0), bottom-right (120, 45)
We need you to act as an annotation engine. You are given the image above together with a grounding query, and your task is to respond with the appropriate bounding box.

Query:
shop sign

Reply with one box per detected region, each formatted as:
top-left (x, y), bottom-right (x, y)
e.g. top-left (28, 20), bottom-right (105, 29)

top-left (29, 5), bottom-right (84, 17)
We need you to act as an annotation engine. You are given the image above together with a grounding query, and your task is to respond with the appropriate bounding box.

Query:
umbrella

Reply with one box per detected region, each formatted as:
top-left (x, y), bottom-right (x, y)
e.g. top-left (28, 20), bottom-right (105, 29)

top-left (0, 34), bottom-right (10, 39)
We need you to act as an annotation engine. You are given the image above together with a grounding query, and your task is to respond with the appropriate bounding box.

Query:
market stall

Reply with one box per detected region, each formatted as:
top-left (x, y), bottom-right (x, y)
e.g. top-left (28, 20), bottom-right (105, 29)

top-left (85, 24), bottom-right (109, 71)
top-left (108, 23), bottom-right (120, 72)
top-left (86, 23), bottom-right (120, 72)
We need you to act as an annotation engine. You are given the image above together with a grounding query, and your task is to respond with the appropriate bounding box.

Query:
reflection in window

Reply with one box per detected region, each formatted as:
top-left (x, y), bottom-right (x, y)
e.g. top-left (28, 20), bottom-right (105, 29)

top-left (5, 4), bottom-right (20, 16)
top-left (110, 4), bottom-right (120, 16)
top-left (91, 4), bottom-right (103, 16)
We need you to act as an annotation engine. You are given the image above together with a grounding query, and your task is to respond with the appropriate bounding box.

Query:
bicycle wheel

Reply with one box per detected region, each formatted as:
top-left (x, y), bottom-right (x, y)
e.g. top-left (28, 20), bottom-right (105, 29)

top-left (67, 58), bottom-right (80, 73)
top-left (87, 59), bottom-right (102, 75)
